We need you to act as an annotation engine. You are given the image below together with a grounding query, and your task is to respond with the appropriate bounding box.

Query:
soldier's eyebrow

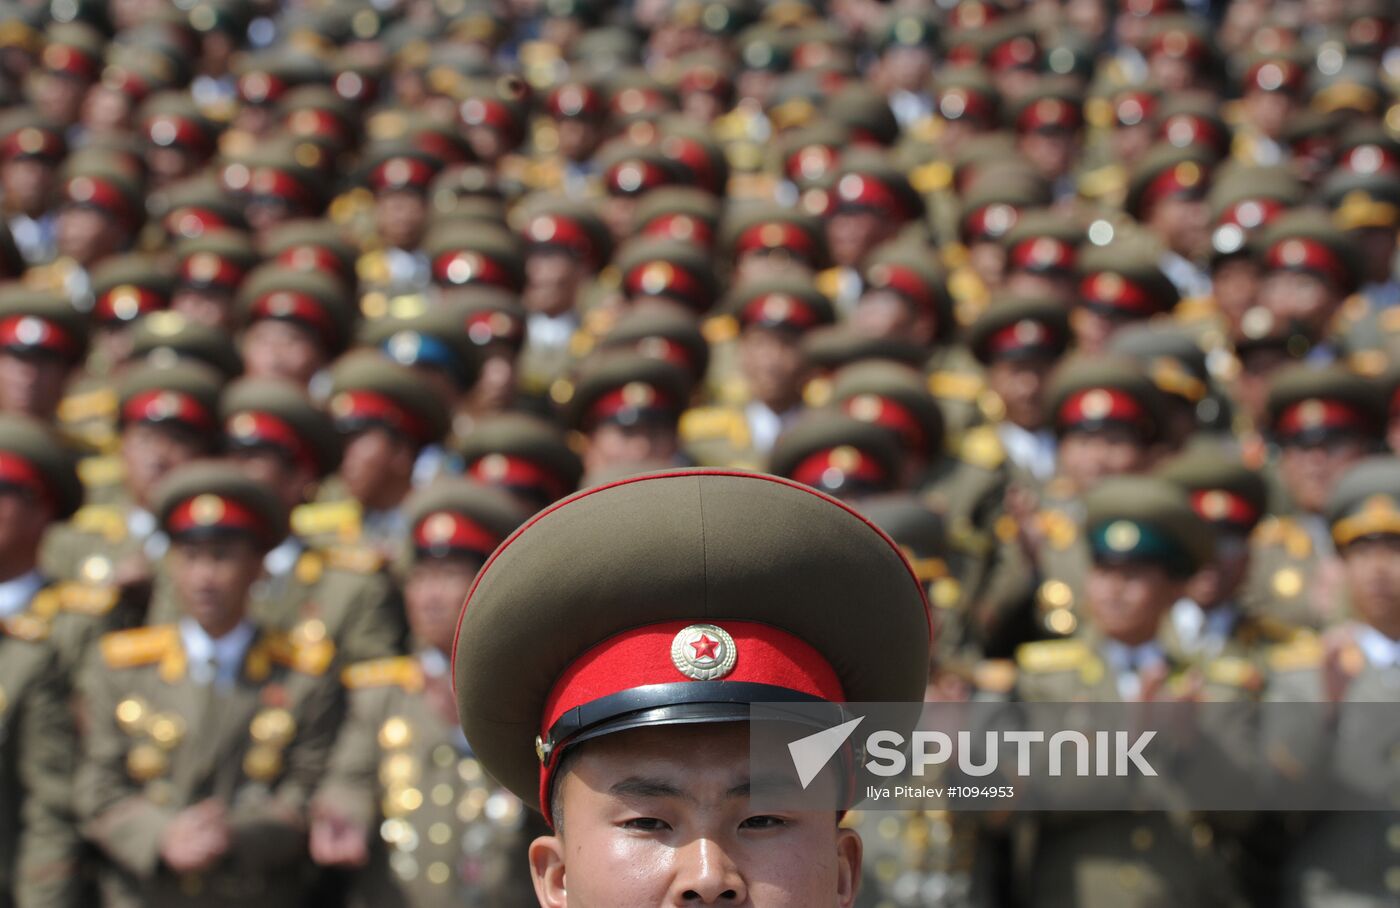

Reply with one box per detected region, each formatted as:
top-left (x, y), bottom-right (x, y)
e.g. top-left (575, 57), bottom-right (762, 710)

top-left (610, 776), bottom-right (691, 801)
top-left (728, 774), bottom-right (802, 798)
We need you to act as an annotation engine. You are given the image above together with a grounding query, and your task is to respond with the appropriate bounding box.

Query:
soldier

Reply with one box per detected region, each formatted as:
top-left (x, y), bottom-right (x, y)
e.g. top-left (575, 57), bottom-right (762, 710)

top-left (1264, 455), bottom-right (1400, 908)
top-left (769, 411), bottom-right (906, 502)
top-left (0, 109), bottom-right (65, 266)
top-left (304, 353), bottom-right (450, 553)
top-left (354, 142), bottom-right (441, 301)
top-left (1243, 364), bottom-right (1386, 631)
top-left (559, 351), bottom-right (694, 483)
top-left (452, 468), bottom-right (930, 904)
top-left (236, 265), bottom-right (357, 388)
top-left (820, 151), bottom-right (922, 313)
top-left (309, 479), bottom-right (537, 907)
top-left (169, 230), bottom-right (259, 332)
top-left (0, 287), bottom-right (89, 424)
top-left (455, 413), bottom-right (584, 513)
top-left (0, 420), bottom-right (85, 908)
top-left (999, 476), bottom-right (1244, 908)
top-left (75, 463), bottom-right (343, 908)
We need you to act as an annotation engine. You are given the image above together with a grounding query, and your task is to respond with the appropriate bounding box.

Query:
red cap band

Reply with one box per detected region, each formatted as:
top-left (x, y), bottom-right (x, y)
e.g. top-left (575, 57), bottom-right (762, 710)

top-left (432, 251), bottom-right (518, 290)
top-left (547, 84), bottom-right (602, 118)
top-left (624, 261), bottom-right (707, 308)
top-left (94, 285), bottom-right (166, 324)
top-left (936, 87), bottom-right (994, 124)
top-left (1275, 398), bottom-right (1371, 438)
top-left (834, 174), bottom-right (908, 219)
top-left (1079, 272), bottom-right (1160, 314)
top-left (1149, 29), bottom-right (1206, 60)
top-left (249, 291), bottom-right (337, 341)
top-left (145, 115), bottom-right (212, 154)
top-left (963, 203), bottom-right (1020, 241)
top-left (275, 246), bottom-right (349, 278)
top-left (467, 453), bottom-right (569, 501)
top-left (735, 222), bottom-right (816, 261)
top-left (0, 452), bottom-right (48, 505)
top-left (1189, 489), bottom-right (1259, 528)
top-left (42, 43), bottom-right (99, 79)
top-left (526, 214), bottom-right (601, 266)
top-left (330, 390), bottom-right (430, 442)
top-left (1140, 160), bottom-right (1207, 214)
top-left (179, 253), bottom-right (247, 289)
top-left (0, 315), bottom-right (77, 358)
top-left (464, 308), bottom-right (525, 346)
top-left (605, 159), bottom-right (672, 196)
top-left (237, 72), bottom-right (287, 105)
top-left (791, 446), bottom-right (890, 488)
top-left (1017, 97), bottom-right (1081, 132)
top-left (641, 213), bottom-right (714, 248)
top-left (866, 263), bottom-right (937, 315)
top-left (226, 411), bottom-right (318, 473)
top-left (1011, 237), bottom-right (1076, 273)
top-left (987, 35), bottom-right (1038, 70)
top-left (587, 382), bottom-right (678, 426)
top-left (168, 494), bottom-right (266, 539)
top-left (1245, 60), bottom-right (1302, 93)
top-left (1265, 238), bottom-right (1348, 289)
top-left (166, 209), bottom-right (232, 239)
top-left (413, 510), bottom-right (502, 557)
top-left (369, 156), bottom-right (436, 192)
top-left (1057, 388), bottom-right (1149, 430)
top-left (1, 126), bottom-right (64, 161)
top-left (842, 394), bottom-right (926, 451)
top-left (987, 318), bottom-right (1062, 358)
top-left (64, 176), bottom-right (133, 225)
top-left (122, 389), bottom-right (215, 432)
top-left (1216, 198), bottom-right (1285, 231)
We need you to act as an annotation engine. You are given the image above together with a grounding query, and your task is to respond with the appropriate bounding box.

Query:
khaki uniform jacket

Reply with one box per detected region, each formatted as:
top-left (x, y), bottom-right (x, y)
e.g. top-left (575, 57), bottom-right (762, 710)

top-left (75, 623), bottom-right (343, 908)
top-left (316, 656), bottom-right (538, 908)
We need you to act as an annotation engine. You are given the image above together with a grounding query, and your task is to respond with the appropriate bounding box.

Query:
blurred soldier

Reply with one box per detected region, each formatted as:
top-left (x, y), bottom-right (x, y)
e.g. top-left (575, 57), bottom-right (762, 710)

top-left (455, 413), bottom-right (583, 514)
top-left (769, 410), bottom-right (906, 503)
top-left (235, 265), bottom-right (357, 389)
top-left (560, 352), bottom-right (694, 483)
top-left (75, 463), bottom-right (343, 908)
top-left (355, 143), bottom-right (441, 302)
top-left (0, 288), bottom-right (88, 425)
top-left (309, 479), bottom-right (537, 907)
top-left (0, 110), bottom-right (65, 266)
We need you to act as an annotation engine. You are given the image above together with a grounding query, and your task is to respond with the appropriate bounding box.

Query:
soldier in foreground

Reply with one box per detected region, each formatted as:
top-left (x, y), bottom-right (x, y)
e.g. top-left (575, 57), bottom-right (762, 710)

top-left (453, 468), bottom-right (932, 906)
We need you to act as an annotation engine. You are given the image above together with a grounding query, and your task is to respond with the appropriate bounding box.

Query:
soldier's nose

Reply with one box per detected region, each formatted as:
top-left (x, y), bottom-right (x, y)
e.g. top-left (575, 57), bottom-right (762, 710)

top-left (672, 837), bottom-right (746, 905)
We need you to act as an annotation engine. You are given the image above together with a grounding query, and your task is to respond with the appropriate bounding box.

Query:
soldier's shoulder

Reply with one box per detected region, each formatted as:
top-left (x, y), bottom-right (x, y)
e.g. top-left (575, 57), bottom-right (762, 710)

top-left (51, 579), bottom-right (120, 616)
top-left (1265, 633), bottom-right (1324, 673)
top-left (291, 499), bottom-right (363, 541)
top-left (341, 656), bottom-right (423, 692)
top-left (972, 658), bottom-right (1018, 693)
top-left (1015, 638), bottom-right (1093, 674)
top-left (956, 424), bottom-right (1006, 472)
top-left (1200, 655), bottom-right (1265, 692)
top-left (679, 404), bottom-right (748, 444)
top-left (266, 629), bottom-right (337, 677)
top-left (67, 504), bottom-right (129, 544)
top-left (2, 612), bottom-right (52, 643)
top-left (323, 544), bottom-right (387, 575)
top-left (99, 625), bottom-right (178, 670)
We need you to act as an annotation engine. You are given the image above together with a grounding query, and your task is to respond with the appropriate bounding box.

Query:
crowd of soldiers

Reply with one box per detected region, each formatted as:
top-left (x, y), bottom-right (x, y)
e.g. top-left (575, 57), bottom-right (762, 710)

top-left (0, 0), bottom-right (1398, 903)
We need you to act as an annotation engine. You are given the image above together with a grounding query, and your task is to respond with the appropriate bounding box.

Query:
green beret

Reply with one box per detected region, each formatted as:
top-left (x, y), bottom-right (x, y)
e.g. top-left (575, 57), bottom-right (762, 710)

top-left (0, 287), bottom-right (89, 362)
top-left (116, 360), bottom-right (224, 435)
top-left (1265, 363), bottom-right (1385, 444)
top-left (153, 461), bottom-right (288, 549)
top-left (1083, 476), bottom-right (1215, 576)
top-left (453, 469), bottom-right (931, 810)
top-left (236, 266), bottom-right (357, 354)
top-left (966, 294), bottom-right (1071, 365)
top-left (328, 351), bottom-right (452, 445)
top-left (721, 276), bottom-right (835, 334)
top-left (1044, 356), bottom-right (1169, 440)
top-left (221, 377), bottom-right (342, 477)
top-left (403, 478), bottom-right (530, 562)
top-left (597, 306), bottom-right (711, 383)
top-left (830, 361), bottom-right (945, 459)
top-left (560, 352), bottom-right (693, 431)
top-left (455, 412), bottom-right (583, 502)
top-left (768, 411), bottom-right (904, 496)
top-left (0, 415), bottom-right (82, 518)
top-left (1327, 456), bottom-right (1400, 548)
top-left (1156, 441), bottom-right (1268, 534)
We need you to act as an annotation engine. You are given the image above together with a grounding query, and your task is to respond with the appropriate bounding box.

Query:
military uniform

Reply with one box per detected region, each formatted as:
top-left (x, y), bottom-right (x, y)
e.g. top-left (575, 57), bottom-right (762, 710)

top-left (74, 465), bottom-right (344, 908)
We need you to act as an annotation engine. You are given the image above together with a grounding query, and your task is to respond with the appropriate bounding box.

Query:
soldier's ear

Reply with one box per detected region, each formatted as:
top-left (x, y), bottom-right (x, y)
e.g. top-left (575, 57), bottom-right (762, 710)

top-left (528, 832), bottom-right (567, 908)
top-left (836, 826), bottom-right (862, 908)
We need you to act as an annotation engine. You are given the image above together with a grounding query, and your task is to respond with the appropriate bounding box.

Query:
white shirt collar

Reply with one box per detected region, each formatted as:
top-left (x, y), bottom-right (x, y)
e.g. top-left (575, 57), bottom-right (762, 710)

top-left (179, 618), bottom-right (256, 688)
top-left (263, 536), bottom-right (304, 578)
top-left (1354, 624), bottom-right (1400, 669)
top-left (1171, 598), bottom-right (1239, 656)
top-left (744, 400), bottom-right (788, 455)
top-left (997, 423), bottom-right (1056, 481)
top-left (1102, 639), bottom-right (1167, 700)
top-left (419, 647), bottom-right (450, 678)
top-left (0, 569), bottom-right (45, 619)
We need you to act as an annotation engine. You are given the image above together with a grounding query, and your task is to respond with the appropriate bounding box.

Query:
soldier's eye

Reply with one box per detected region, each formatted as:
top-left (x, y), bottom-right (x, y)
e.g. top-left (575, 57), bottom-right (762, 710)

top-left (620, 816), bottom-right (671, 831)
top-left (739, 815), bottom-right (788, 830)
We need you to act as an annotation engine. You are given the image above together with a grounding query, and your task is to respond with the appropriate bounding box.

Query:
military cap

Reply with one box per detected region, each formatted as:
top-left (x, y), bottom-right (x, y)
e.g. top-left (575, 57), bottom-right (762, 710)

top-left (560, 352), bottom-right (693, 431)
top-left (604, 68), bottom-right (677, 124)
top-left (174, 229), bottom-right (259, 292)
top-left (236, 266), bottom-right (356, 355)
top-left (800, 325), bottom-right (926, 375)
top-left (222, 377), bottom-right (341, 477)
top-left (457, 412), bottom-right (583, 505)
top-left (771, 122), bottom-right (849, 190)
top-left (721, 203), bottom-right (827, 268)
top-left (829, 150), bottom-right (921, 222)
top-left (859, 496), bottom-right (950, 585)
top-left (117, 361), bottom-right (224, 435)
top-left (154, 461), bottom-right (287, 548)
top-left (90, 255), bottom-right (173, 326)
top-left (632, 188), bottom-right (723, 249)
top-left (1144, 14), bottom-right (1215, 63)
top-left (967, 294), bottom-right (1071, 365)
top-left (404, 478), bottom-right (529, 563)
top-left (427, 164), bottom-right (503, 219)
top-left (1045, 357), bottom-right (1169, 440)
top-left (326, 352), bottom-right (450, 446)
top-left (958, 167), bottom-right (1052, 243)
top-left (330, 49), bottom-right (386, 106)
top-left (219, 141), bottom-right (328, 212)
top-left (157, 176), bottom-right (247, 239)
top-left (668, 51), bottom-right (734, 105)
top-left (1082, 476), bottom-right (1214, 577)
top-left (233, 50), bottom-right (327, 107)
top-left (721, 276), bottom-right (834, 334)
top-left (1326, 172), bottom-right (1400, 232)
top-left (139, 92), bottom-right (217, 158)
top-left (1077, 239), bottom-right (1179, 318)
top-left (1241, 49), bottom-right (1308, 96)
top-left (1332, 123), bottom-right (1400, 178)
top-left (1154, 94), bottom-right (1231, 158)
top-left (1265, 364), bottom-right (1384, 446)
top-left (570, 26), bottom-right (644, 70)
top-left (435, 288), bottom-right (527, 354)
top-left (1255, 208), bottom-right (1360, 294)
top-left (354, 141), bottom-right (440, 198)
top-left (948, 17), bottom-right (1039, 70)
top-left (366, 111), bottom-right (471, 166)
top-left (1327, 456), bottom-right (1400, 548)
top-left (454, 469), bottom-right (930, 812)
top-left (1206, 165), bottom-right (1306, 257)
top-left (58, 162), bottom-right (144, 229)
top-left (1106, 322), bottom-right (1210, 404)
top-left (615, 238), bottom-right (719, 312)
top-left (861, 246), bottom-right (954, 337)
top-left (543, 78), bottom-right (605, 120)
top-left (1307, 60), bottom-right (1385, 117)
top-left (259, 220), bottom-right (358, 282)
top-left (876, 9), bottom-right (938, 50)
top-left (830, 361), bottom-right (945, 460)
top-left (769, 411), bottom-right (904, 497)
top-left (0, 288), bottom-right (88, 362)
top-left (827, 85), bottom-right (900, 147)
top-left (129, 312), bottom-right (244, 377)
top-left (186, 0), bottom-right (252, 35)
top-left (1010, 78), bottom-right (1083, 133)
top-left (595, 140), bottom-right (681, 198)
top-left (39, 22), bottom-right (105, 81)
top-left (930, 66), bottom-right (1000, 128)
top-left (0, 415), bottom-right (83, 518)
top-left (1084, 79), bottom-right (1159, 130)
top-left (0, 108), bottom-right (66, 162)
top-left (1156, 442), bottom-right (1268, 535)
top-left (357, 301), bottom-right (481, 389)
top-left (597, 307), bottom-right (710, 383)
top-left (456, 76), bottom-right (531, 147)
top-left (422, 223), bottom-right (525, 292)
top-left (735, 23), bottom-right (795, 71)
top-left (1002, 209), bottom-right (1084, 276)
top-left (1126, 143), bottom-right (1214, 220)
top-left (517, 197), bottom-right (613, 269)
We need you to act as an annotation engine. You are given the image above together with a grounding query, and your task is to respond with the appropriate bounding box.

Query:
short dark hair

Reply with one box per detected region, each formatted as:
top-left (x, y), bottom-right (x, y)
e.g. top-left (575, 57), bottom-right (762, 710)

top-left (547, 746), bottom-right (582, 835)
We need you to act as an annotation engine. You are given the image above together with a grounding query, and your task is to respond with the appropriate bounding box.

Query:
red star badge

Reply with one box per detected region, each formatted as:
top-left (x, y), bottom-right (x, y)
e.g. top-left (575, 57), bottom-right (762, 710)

top-left (689, 634), bottom-right (720, 662)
